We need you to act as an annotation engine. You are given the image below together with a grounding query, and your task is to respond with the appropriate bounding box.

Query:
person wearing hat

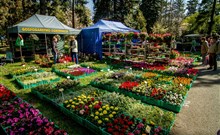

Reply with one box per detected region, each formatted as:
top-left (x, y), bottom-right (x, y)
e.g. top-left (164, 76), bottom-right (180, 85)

top-left (70, 36), bottom-right (78, 64)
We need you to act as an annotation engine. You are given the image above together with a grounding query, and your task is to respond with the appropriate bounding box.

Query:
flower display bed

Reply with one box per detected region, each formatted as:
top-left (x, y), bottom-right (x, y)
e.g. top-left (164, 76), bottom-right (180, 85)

top-left (53, 67), bottom-right (97, 80)
top-left (15, 71), bottom-right (60, 89)
top-left (80, 62), bottom-right (110, 71)
top-left (31, 84), bottom-right (176, 135)
top-left (8, 66), bottom-right (43, 78)
top-left (90, 70), bottom-right (194, 113)
top-left (0, 84), bottom-right (68, 135)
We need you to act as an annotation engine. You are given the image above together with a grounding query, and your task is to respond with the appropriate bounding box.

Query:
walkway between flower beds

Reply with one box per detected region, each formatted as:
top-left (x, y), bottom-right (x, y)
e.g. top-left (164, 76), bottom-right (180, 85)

top-left (171, 64), bottom-right (220, 135)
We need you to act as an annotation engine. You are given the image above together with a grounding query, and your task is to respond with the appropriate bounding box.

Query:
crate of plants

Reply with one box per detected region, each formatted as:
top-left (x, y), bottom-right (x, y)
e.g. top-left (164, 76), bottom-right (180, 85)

top-left (8, 66), bottom-right (42, 78)
top-left (51, 62), bottom-right (76, 72)
top-left (0, 85), bottom-right (68, 135)
top-left (15, 71), bottom-right (60, 89)
top-left (56, 67), bottom-right (97, 80)
top-left (80, 61), bottom-right (110, 71)
top-left (31, 79), bottom-right (80, 107)
top-left (32, 83), bottom-right (176, 135)
top-left (91, 70), bottom-right (191, 113)
top-left (60, 89), bottom-right (176, 135)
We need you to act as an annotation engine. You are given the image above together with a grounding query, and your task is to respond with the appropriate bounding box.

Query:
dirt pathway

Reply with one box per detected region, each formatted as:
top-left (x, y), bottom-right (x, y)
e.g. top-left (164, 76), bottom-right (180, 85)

top-left (171, 63), bottom-right (220, 135)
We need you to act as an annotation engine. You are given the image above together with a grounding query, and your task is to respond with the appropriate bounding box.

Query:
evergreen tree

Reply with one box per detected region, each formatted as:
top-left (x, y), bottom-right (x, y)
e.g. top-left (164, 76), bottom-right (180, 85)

top-left (140, 0), bottom-right (161, 33)
top-left (186, 0), bottom-right (199, 16)
top-left (93, 0), bottom-right (141, 23)
top-left (0, 0), bottom-right (38, 35)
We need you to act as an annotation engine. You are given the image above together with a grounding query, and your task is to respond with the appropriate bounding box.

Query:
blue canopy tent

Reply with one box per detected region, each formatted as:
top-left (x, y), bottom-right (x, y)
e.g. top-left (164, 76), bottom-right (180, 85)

top-left (79, 20), bottom-right (139, 59)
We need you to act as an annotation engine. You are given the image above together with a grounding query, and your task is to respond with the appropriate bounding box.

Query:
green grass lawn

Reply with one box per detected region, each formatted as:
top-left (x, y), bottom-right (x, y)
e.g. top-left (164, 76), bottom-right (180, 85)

top-left (0, 61), bottom-right (95, 135)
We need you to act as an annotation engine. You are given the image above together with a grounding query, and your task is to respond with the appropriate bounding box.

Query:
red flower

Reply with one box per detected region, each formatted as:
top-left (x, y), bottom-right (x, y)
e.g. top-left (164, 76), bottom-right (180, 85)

top-left (114, 125), bottom-right (119, 131)
top-left (128, 121), bottom-right (133, 126)
top-left (107, 128), bottom-right (113, 133)
top-left (98, 101), bottom-right (102, 105)
top-left (91, 98), bottom-right (95, 102)
top-left (114, 119), bottom-right (119, 124)
top-left (107, 123), bottom-right (113, 127)
top-left (94, 104), bottom-right (101, 109)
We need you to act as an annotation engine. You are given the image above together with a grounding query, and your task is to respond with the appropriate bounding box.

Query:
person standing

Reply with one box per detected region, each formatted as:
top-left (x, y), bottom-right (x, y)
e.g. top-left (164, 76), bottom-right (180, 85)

top-left (190, 38), bottom-right (197, 52)
top-left (70, 36), bottom-right (78, 64)
top-left (207, 35), bottom-right (219, 71)
top-left (52, 36), bottom-right (58, 64)
top-left (200, 37), bottom-right (209, 65)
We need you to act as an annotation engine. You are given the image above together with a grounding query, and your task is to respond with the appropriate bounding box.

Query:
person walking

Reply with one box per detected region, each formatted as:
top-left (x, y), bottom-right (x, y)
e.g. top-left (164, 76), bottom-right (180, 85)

top-left (207, 35), bottom-right (219, 71)
top-left (52, 36), bottom-right (58, 64)
top-left (200, 37), bottom-right (209, 65)
top-left (70, 36), bottom-right (78, 64)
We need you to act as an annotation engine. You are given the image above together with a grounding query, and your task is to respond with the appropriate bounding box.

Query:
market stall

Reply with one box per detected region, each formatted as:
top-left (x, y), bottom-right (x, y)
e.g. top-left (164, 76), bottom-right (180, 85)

top-left (7, 14), bottom-right (80, 59)
top-left (79, 20), bottom-right (138, 59)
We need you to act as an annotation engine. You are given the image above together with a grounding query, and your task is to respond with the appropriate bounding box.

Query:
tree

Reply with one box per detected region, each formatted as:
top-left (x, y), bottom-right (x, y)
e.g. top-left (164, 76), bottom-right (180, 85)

top-left (0, 0), bottom-right (39, 35)
top-left (186, 0), bottom-right (199, 16)
top-left (140, 0), bottom-right (161, 33)
top-left (124, 9), bottom-right (147, 32)
top-left (93, 0), bottom-right (141, 23)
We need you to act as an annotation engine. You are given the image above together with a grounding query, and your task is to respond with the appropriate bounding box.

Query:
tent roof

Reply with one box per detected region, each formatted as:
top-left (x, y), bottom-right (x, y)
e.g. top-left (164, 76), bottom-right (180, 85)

top-left (8, 14), bottom-right (80, 34)
top-left (82, 19), bottom-right (139, 32)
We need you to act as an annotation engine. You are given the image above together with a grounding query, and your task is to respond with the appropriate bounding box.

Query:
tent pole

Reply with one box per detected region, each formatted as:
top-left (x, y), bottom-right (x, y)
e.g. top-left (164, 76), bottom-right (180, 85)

top-left (45, 34), bottom-right (48, 55)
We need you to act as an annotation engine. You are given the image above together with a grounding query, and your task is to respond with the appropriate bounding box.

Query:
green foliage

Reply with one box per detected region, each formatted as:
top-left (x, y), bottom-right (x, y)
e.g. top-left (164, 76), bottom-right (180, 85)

top-left (93, 0), bottom-right (141, 25)
top-left (186, 0), bottom-right (199, 16)
top-left (124, 9), bottom-right (147, 32)
top-left (0, 0), bottom-right (38, 35)
top-left (182, 1), bottom-right (220, 34)
top-left (140, 0), bottom-right (161, 33)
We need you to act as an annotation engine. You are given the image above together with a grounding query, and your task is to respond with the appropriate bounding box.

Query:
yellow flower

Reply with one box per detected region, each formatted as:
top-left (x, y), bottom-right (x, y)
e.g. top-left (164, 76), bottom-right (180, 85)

top-left (71, 105), bottom-right (75, 108)
top-left (69, 99), bottom-right (73, 102)
top-left (95, 111), bottom-right (99, 115)
top-left (99, 113), bottom-right (103, 116)
top-left (78, 98), bottom-right (81, 101)
top-left (79, 101), bottom-right (84, 104)
top-left (71, 102), bottom-right (75, 104)
top-left (150, 121), bottom-right (155, 125)
top-left (98, 120), bottom-right (102, 124)
top-left (109, 114), bottom-right (113, 118)
top-left (75, 103), bottom-right (79, 105)
top-left (89, 105), bottom-right (92, 108)
top-left (66, 104), bottom-right (70, 108)
top-left (106, 107), bottom-right (110, 111)
top-left (102, 106), bottom-right (106, 109)
top-left (64, 100), bottom-right (68, 104)
top-left (103, 110), bottom-right (107, 114)
top-left (94, 116), bottom-right (99, 120)
top-left (110, 106), bottom-right (114, 109)
top-left (74, 98), bottom-right (77, 100)
top-left (90, 114), bottom-right (94, 117)
top-left (114, 107), bottom-right (118, 111)
top-left (99, 108), bottom-right (103, 111)
top-left (104, 118), bottom-right (109, 121)
top-left (112, 111), bottom-right (116, 115)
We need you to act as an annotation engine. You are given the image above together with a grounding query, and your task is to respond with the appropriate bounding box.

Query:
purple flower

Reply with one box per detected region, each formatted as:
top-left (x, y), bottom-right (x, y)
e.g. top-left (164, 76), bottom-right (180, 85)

top-left (137, 123), bottom-right (144, 129)
top-left (134, 130), bottom-right (141, 134)
top-left (19, 127), bottom-right (25, 132)
top-left (13, 118), bottom-right (19, 123)
top-left (84, 105), bottom-right (89, 109)
top-left (36, 117), bottom-right (43, 126)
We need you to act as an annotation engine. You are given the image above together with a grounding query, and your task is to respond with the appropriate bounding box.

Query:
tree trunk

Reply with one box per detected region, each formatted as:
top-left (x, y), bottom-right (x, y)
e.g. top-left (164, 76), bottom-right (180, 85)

top-left (72, 0), bottom-right (76, 28)
top-left (207, 0), bottom-right (216, 35)
top-left (40, 0), bottom-right (46, 15)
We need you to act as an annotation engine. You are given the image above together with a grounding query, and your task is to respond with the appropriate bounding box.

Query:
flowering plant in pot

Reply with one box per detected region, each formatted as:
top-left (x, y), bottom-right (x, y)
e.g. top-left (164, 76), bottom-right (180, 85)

top-left (119, 81), bottom-right (139, 91)
top-left (163, 91), bottom-right (184, 106)
top-left (0, 84), bottom-right (16, 102)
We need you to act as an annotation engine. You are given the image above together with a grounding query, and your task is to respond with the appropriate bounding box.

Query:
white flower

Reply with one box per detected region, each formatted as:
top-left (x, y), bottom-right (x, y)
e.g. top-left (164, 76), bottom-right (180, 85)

top-left (180, 83), bottom-right (183, 87)
top-left (34, 69), bottom-right (38, 72)
top-left (22, 65), bottom-right (25, 67)
top-left (130, 67), bottom-right (132, 70)
top-left (141, 67), bottom-right (144, 70)
top-left (87, 66), bottom-right (90, 69)
top-left (59, 88), bottom-right (64, 92)
top-left (107, 69), bottom-right (110, 72)
top-left (100, 70), bottom-right (103, 72)
top-left (67, 76), bottom-right (70, 79)
top-left (64, 61), bottom-right (67, 64)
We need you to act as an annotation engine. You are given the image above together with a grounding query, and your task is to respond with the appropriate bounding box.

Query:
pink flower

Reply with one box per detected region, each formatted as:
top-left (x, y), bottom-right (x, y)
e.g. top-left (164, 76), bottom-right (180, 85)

top-left (79, 109), bottom-right (85, 115)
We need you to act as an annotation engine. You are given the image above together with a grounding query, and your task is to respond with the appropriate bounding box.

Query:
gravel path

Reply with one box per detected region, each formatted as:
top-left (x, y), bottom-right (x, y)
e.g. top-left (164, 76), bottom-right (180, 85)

top-left (171, 62), bottom-right (220, 135)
